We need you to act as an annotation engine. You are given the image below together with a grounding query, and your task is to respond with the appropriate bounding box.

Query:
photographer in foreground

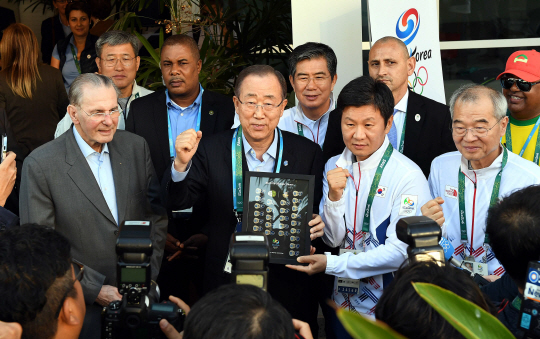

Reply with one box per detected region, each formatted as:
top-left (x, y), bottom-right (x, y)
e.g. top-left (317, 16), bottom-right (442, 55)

top-left (0, 225), bottom-right (86, 339)
top-left (159, 284), bottom-right (313, 339)
top-left (375, 260), bottom-right (495, 339)
top-left (485, 184), bottom-right (540, 337)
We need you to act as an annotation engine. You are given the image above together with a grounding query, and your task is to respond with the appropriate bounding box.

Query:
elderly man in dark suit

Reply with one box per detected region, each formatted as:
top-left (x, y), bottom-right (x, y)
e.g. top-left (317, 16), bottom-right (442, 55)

top-left (323, 36), bottom-right (455, 177)
top-left (19, 73), bottom-right (167, 339)
top-left (126, 34), bottom-right (235, 304)
top-left (166, 64), bottom-right (325, 336)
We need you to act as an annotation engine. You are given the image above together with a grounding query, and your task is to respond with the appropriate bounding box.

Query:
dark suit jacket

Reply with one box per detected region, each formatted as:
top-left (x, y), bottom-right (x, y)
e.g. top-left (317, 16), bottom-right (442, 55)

top-left (19, 129), bottom-right (168, 339)
top-left (126, 89), bottom-right (235, 184)
top-left (323, 90), bottom-right (456, 178)
top-left (166, 129), bottom-right (323, 329)
top-left (41, 15), bottom-right (66, 64)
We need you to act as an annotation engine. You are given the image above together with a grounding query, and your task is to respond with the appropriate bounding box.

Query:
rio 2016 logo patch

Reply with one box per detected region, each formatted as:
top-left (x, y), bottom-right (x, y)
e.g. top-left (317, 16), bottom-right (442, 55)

top-left (399, 194), bottom-right (418, 216)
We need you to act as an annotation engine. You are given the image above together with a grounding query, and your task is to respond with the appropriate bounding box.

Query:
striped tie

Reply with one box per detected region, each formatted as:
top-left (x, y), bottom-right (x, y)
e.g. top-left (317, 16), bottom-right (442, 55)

top-left (387, 108), bottom-right (399, 149)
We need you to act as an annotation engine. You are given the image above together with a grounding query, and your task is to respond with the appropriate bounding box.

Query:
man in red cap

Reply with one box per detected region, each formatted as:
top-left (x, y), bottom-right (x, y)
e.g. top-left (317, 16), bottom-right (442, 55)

top-left (498, 50), bottom-right (540, 164)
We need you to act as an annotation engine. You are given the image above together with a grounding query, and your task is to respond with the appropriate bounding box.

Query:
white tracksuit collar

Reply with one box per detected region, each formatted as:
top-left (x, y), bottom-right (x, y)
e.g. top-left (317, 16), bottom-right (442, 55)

top-left (459, 145), bottom-right (505, 179)
top-left (293, 92), bottom-right (335, 124)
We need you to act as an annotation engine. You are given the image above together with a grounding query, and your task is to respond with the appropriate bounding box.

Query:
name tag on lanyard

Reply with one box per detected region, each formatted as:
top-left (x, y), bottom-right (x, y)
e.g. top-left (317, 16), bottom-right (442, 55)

top-left (337, 248), bottom-right (362, 294)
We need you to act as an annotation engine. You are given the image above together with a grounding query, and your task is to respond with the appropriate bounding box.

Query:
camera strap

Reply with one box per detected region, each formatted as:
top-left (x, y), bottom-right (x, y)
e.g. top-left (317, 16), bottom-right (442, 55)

top-left (505, 116), bottom-right (540, 164)
top-left (458, 147), bottom-right (507, 246)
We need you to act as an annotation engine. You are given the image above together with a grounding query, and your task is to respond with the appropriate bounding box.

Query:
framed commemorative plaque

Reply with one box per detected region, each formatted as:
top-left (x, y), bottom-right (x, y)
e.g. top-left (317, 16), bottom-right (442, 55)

top-left (242, 172), bottom-right (315, 265)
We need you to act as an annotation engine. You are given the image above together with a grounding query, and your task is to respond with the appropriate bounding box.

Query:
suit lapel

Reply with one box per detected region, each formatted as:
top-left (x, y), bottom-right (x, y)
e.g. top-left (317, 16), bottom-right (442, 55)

top-left (154, 91), bottom-right (170, 169)
top-left (109, 139), bottom-right (130, 225)
top-left (64, 130), bottom-right (117, 225)
top-left (200, 90), bottom-right (217, 135)
top-left (404, 90), bottom-right (427, 154)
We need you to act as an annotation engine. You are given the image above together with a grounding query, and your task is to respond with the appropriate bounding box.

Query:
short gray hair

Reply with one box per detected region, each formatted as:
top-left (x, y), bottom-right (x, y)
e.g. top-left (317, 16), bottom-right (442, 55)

top-left (288, 42), bottom-right (337, 78)
top-left (449, 84), bottom-right (507, 120)
top-left (95, 30), bottom-right (140, 58)
top-left (69, 73), bottom-right (120, 107)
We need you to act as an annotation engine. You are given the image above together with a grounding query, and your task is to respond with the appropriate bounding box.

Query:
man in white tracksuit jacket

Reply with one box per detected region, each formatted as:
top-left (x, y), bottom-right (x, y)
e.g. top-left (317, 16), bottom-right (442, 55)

top-left (422, 84), bottom-right (540, 280)
top-left (288, 75), bottom-right (431, 316)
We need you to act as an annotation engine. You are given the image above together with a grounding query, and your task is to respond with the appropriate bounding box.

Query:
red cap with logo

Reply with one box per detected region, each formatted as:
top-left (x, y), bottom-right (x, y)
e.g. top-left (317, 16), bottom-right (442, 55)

top-left (497, 50), bottom-right (540, 81)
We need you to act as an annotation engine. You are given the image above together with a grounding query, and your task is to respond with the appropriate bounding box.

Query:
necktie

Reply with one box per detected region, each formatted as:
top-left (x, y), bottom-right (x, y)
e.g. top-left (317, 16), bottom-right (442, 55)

top-left (388, 108), bottom-right (399, 149)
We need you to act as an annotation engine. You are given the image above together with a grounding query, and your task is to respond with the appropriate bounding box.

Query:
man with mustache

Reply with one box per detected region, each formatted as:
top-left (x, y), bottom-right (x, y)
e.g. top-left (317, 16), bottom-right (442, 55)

top-left (323, 36), bottom-right (455, 177)
top-left (126, 34), bottom-right (235, 305)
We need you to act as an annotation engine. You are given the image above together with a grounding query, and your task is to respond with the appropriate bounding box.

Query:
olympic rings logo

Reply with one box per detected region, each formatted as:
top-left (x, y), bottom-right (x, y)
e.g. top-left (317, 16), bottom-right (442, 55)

top-left (408, 66), bottom-right (428, 95)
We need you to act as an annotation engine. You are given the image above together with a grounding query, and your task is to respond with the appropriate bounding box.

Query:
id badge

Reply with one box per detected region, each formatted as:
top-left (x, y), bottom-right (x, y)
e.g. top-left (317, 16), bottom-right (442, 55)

top-left (462, 260), bottom-right (479, 274)
top-left (472, 262), bottom-right (488, 276)
top-left (337, 249), bottom-right (362, 294)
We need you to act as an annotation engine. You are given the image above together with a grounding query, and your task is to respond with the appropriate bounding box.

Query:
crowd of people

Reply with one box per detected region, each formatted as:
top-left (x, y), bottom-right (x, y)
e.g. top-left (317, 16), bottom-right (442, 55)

top-left (1, 13), bottom-right (540, 339)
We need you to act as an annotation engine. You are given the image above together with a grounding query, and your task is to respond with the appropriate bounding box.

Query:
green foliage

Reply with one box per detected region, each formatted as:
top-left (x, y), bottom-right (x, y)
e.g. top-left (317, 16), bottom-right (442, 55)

top-left (413, 282), bottom-right (515, 339)
top-left (336, 308), bottom-right (407, 339)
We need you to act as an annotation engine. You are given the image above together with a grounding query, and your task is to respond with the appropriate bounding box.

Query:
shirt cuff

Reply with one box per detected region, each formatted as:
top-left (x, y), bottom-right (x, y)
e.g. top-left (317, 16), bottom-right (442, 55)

top-left (171, 160), bottom-right (191, 182)
top-left (324, 191), bottom-right (346, 208)
top-left (325, 252), bottom-right (338, 275)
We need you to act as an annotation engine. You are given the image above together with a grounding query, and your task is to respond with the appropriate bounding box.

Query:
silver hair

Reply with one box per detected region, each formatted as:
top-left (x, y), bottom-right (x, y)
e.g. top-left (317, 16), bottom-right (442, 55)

top-left (95, 30), bottom-right (140, 58)
top-left (449, 84), bottom-right (507, 120)
top-left (68, 73), bottom-right (120, 107)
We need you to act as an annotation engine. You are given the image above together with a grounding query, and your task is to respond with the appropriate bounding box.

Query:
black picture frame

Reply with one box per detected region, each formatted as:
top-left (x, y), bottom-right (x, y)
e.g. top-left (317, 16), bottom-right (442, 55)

top-left (242, 172), bottom-right (315, 265)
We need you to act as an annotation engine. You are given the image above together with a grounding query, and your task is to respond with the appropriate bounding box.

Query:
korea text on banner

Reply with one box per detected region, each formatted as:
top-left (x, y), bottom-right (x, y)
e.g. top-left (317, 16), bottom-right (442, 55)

top-left (368, 1), bottom-right (446, 104)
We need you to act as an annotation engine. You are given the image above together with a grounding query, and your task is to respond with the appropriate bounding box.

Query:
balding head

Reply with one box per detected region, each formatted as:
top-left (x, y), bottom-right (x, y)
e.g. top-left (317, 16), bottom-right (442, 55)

top-left (368, 36), bottom-right (416, 103)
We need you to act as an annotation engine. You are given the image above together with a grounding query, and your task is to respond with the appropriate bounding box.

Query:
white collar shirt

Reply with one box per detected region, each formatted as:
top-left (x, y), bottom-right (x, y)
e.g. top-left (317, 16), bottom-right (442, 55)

top-left (392, 90), bottom-right (409, 143)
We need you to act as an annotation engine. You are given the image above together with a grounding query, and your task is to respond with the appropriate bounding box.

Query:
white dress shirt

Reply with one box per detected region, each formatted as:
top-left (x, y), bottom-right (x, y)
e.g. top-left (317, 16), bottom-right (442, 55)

top-left (72, 126), bottom-right (118, 224)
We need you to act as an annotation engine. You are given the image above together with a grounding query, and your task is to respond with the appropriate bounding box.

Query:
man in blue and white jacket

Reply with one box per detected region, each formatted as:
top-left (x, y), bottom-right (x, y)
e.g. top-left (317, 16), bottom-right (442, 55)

top-left (288, 75), bottom-right (431, 316)
top-left (421, 84), bottom-right (540, 281)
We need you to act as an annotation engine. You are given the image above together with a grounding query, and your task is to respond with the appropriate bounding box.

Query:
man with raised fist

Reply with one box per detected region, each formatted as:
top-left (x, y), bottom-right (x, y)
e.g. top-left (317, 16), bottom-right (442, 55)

top-left (165, 65), bottom-right (325, 335)
top-left (287, 76), bottom-right (431, 332)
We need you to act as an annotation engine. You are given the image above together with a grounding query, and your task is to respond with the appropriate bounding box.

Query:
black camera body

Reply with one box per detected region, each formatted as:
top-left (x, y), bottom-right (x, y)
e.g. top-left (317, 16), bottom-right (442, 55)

top-left (230, 232), bottom-right (270, 291)
top-left (519, 261), bottom-right (540, 338)
top-left (102, 221), bottom-right (183, 339)
top-left (396, 216), bottom-right (444, 264)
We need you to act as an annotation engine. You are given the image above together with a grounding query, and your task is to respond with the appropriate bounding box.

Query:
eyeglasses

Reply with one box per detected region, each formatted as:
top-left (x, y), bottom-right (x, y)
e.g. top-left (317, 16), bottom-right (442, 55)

top-left (500, 78), bottom-right (540, 92)
top-left (99, 56), bottom-right (137, 67)
top-left (295, 75), bottom-right (330, 85)
top-left (451, 117), bottom-right (504, 137)
top-left (75, 105), bottom-right (121, 121)
top-left (237, 98), bottom-right (284, 112)
top-left (54, 261), bottom-right (84, 318)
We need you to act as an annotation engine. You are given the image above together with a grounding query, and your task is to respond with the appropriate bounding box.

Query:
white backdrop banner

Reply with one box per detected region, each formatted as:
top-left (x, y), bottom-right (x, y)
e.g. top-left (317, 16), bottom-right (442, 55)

top-left (291, 0), bottom-right (363, 98)
top-left (368, 2), bottom-right (446, 104)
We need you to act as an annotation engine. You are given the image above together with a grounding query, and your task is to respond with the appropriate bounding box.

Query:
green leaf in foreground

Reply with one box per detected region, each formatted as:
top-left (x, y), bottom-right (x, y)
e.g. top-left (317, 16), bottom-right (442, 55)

top-left (413, 282), bottom-right (515, 339)
top-left (337, 308), bottom-right (407, 339)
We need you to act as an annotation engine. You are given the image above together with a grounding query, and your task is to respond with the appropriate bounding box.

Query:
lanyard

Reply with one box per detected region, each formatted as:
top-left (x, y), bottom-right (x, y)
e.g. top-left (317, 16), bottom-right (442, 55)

top-left (360, 143), bottom-right (394, 233)
top-left (458, 148), bottom-right (508, 244)
top-left (70, 44), bottom-right (82, 74)
top-left (167, 88), bottom-right (204, 158)
top-left (231, 126), bottom-right (284, 215)
top-left (296, 120), bottom-right (323, 147)
top-left (505, 117), bottom-right (540, 164)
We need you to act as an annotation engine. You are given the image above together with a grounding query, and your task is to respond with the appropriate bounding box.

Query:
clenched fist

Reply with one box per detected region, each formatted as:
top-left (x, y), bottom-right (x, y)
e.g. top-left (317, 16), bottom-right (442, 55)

top-left (421, 197), bottom-right (445, 226)
top-left (327, 167), bottom-right (350, 202)
top-left (173, 129), bottom-right (202, 173)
